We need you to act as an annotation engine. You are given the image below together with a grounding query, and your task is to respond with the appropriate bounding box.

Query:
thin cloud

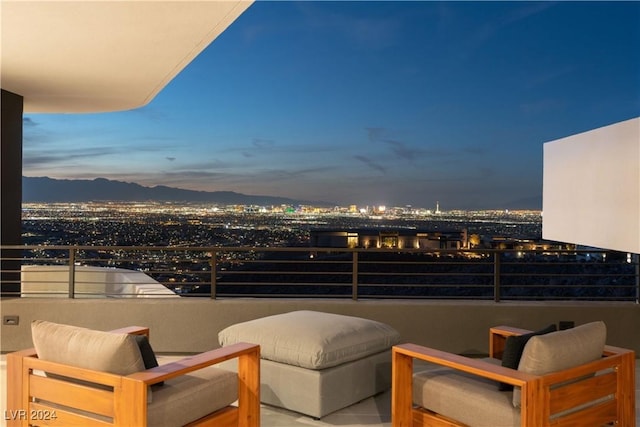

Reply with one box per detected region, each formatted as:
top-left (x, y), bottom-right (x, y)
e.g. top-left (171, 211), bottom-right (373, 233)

top-left (296, 3), bottom-right (402, 51)
top-left (268, 165), bottom-right (336, 179)
top-left (229, 166), bottom-right (338, 184)
top-left (23, 119), bottom-right (56, 146)
top-left (241, 138), bottom-right (276, 158)
top-left (524, 66), bottom-right (574, 90)
top-left (383, 139), bottom-right (419, 161)
top-left (453, 2), bottom-right (556, 61)
top-left (252, 138), bottom-right (276, 149)
top-left (142, 165), bottom-right (339, 191)
top-left (503, 2), bottom-right (556, 27)
top-left (354, 155), bottom-right (386, 174)
top-left (463, 146), bottom-right (489, 156)
top-left (346, 15), bottom-right (401, 50)
top-left (477, 167), bottom-right (495, 179)
top-left (477, 2), bottom-right (556, 47)
top-left (106, 171), bottom-right (229, 190)
top-left (365, 127), bottom-right (386, 142)
top-left (240, 22), bottom-right (272, 44)
top-left (173, 159), bottom-right (235, 171)
top-left (23, 117), bottom-right (38, 127)
top-left (23, 154), bottom-right (65, 167)
top-left (520, 98), bottom-right (566, 115)
top-left (229, 139), bottom-right (337, 158)
top-left (161, 171), bottom-right (226, 180)
top-left (24, 147), bottom-right (118, 166)
top-left (365, 127), bottom-right (463, 163)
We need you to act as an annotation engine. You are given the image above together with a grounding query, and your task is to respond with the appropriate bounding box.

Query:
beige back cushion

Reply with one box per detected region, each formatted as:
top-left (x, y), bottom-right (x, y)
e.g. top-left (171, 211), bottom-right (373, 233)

top-left (513, 321), bottom-right (606, 407)
top-left (31, 320), bottom-right (145, 375)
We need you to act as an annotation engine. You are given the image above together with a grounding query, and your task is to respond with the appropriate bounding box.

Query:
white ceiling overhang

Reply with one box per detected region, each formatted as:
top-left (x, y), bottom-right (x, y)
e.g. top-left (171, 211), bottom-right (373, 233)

top-left (1, 0), bottom-right (253, 113)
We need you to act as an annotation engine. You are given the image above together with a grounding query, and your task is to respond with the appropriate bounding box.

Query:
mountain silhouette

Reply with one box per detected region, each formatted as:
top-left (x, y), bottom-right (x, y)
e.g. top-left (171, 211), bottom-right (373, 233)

top-left (23, 176), bottom-right (333, 206)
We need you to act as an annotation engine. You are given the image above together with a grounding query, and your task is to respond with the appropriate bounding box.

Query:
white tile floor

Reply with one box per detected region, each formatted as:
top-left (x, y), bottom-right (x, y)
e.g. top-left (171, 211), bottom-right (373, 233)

top-left (1, 355), bottom-right (638, 427)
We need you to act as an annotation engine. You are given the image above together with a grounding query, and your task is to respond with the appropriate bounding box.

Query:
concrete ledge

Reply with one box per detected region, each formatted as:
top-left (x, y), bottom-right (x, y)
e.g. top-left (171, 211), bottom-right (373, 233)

top-left (2, 298), bottom-right (638, 354)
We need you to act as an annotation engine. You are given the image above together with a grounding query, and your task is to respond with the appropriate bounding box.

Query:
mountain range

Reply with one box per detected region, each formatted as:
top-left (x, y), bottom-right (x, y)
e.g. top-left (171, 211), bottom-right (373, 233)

top-left (22, 176), bottom-right (333, 206)
top-left (22, 176), bottom-right (542, 210)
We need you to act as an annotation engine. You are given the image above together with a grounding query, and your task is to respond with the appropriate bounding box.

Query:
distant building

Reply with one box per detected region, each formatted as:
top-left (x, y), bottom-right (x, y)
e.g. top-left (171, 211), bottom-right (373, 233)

top-left (487, 236), bottom-right (570, 251)
top-left (310, 229), bottom-right (467, 249)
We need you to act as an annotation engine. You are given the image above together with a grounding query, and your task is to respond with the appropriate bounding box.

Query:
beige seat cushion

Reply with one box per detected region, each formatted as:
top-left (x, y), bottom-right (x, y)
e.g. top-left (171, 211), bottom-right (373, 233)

top-left (218, 310), bottom-right (400, 369)
top-left (413, 359), bottom-right (519, 427)
top-left (31, 320), bottom-right (145, 375)
top-left (148, 365), bottom-right (238, 427)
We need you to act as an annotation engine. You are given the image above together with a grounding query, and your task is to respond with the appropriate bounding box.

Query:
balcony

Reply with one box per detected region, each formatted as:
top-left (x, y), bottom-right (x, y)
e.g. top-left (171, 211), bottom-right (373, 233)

top-left (2, 245), bottom-right (639, 426)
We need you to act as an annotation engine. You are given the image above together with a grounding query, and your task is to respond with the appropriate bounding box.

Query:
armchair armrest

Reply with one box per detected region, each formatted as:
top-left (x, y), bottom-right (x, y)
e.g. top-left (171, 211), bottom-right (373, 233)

top-left (393, 343), bottom-right (535, 388)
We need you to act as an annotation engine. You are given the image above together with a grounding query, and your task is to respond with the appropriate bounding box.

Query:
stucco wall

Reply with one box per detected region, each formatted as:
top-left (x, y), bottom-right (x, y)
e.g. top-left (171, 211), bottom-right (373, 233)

top-left (2, 298), bottom-right (639, 354)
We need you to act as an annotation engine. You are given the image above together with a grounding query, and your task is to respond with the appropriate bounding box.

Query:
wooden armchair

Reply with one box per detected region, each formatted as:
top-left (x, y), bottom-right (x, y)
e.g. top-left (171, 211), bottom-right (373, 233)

top-left (6, 324), bottom-right (260, 427)
top-left (392, 323), bottom-right (635, 427)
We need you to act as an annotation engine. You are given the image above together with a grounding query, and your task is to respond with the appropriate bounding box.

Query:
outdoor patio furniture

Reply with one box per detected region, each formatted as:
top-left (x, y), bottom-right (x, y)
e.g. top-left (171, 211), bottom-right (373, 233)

top-left (6, 320), bottom-right (260, 427)
top-left (391, 321), bottom-right (636, 426)
top-left (218, 310), bottom-right (401, 418)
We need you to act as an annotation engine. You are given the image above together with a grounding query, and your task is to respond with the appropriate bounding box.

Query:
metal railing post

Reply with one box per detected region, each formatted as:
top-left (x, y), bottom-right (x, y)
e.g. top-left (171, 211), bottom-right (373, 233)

top-left (210, 250), bottom-right (217, 299)
top-left (68, 247), bottom-right (76, 299)
top-left (493, 251), bottom-right (501, 302)
top-left (352, 250), bottom-right (358, 300)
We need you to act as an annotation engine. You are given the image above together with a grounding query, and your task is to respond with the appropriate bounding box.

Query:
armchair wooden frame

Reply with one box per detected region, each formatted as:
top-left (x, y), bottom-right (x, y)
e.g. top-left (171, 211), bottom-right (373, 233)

top-left (6, 326), bottom-right (260, 427)
top-left (391, 326), bottom-right (636, 427)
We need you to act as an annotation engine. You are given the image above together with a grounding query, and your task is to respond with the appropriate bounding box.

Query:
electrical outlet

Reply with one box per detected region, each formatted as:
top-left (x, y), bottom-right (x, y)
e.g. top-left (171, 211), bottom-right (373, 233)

top-left (3, 315), bottom-right (19, 326)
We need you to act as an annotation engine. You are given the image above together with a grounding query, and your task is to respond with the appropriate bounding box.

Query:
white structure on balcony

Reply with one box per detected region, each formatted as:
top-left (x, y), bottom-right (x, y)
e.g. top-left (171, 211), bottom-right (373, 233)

top-left (543, 117), bottom-right (640, 253)
top-left (21, 265), bottom-right (179, 298)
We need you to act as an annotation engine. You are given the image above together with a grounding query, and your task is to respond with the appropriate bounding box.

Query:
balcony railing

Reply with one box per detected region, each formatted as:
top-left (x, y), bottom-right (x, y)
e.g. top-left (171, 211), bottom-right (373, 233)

top-left (1, 245), bottom-right (638, 302)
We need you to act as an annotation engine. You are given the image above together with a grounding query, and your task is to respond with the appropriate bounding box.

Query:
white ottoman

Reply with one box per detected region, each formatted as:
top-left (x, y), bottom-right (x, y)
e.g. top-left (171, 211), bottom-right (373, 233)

top-left (218, 310), bottom-right (401, 418)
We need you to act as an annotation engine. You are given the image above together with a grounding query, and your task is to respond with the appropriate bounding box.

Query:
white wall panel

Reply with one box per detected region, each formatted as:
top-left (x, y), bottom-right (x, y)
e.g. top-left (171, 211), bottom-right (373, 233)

top-left (543, 117), bottom-right (640, 252)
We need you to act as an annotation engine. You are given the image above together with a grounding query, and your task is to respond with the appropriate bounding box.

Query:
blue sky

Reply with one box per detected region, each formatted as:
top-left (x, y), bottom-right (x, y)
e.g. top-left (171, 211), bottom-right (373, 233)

top-left (23, 1), bottom-right (640, 210)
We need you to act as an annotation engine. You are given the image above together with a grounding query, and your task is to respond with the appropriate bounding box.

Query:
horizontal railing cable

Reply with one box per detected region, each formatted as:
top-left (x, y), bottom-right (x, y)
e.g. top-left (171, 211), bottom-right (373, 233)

top-left (0, 245), bottom-right (637, 302)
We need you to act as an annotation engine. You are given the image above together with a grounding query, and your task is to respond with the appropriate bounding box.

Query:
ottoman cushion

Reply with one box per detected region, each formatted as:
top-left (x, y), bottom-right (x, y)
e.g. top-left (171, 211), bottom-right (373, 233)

top-left (218, 310), bottom-right (400, 370)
